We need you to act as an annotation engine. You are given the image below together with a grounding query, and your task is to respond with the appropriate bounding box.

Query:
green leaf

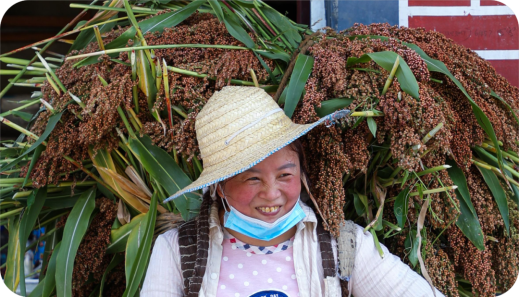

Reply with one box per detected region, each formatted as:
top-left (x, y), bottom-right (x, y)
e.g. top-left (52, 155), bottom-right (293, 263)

top-left (106, 213), bottom-right (146, 254)
top-left (284, 54), bottom-right (314, 118)
top-left (70, 18), bottom-right (117, 52)
top-left (475, 165), bottom-right (510, 235)
top-left (55, 187), bottom-right (97, 297)
top-left (4, 216), bottom-right (22, 292)
top-left (347, 51), bottom-right (419, 100)
top-left (22, 144), bottom-right (45, 188)
top-left (315, 98), bottom-right (354, 117)
top-left (135, 47), bottom-right (157, 110)
top-left (20, 187), bottom-right (47, 241)
top-left (42, 241), bottom-right (61, 297)
top-left (75, 0), bottom-right (205, 67)
top-left (446, 159), bottom-right (477, 217)
top-left (367, 117), bottom-right (377, 138)
top-left (11, 110), bottom-right (33, 122)
top-left (490, 90), bottom-right (519, 123)
top-left (256, 49), bottom-right (290, 63)
top-left (511, 184), bottom-right (519, 206)
top-left (404, 43), bottom-right (506, 178)
top-left (393, 187), bottom-right (410, 229)
top-left (455, 189), bottom-right (485, 251)
top-left (0, 148), bottom-right (21, 159)
top-left (207, 0), bottom-right (224, 22)
top-left (127, 135), bottom-right (199, 220)
top-left (0, 111), bottom-right (63, 172)
top-left (221, 5), bottom-right (255, 48)
top-left (260, 6), bottom-right (301, 48)
top-left (123, 192), bottom-right (158, 297)
top-left (409, 234), bottom-right (420, 267)
top-left (99, 254), bottom-right (124, 296)
top-left (28, 279), bottom-right (44, 297)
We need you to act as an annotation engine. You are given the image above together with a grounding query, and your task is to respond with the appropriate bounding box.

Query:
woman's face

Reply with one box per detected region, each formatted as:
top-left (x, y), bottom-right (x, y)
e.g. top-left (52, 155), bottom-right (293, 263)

top-left (218, 146), bottom-right (301, 223)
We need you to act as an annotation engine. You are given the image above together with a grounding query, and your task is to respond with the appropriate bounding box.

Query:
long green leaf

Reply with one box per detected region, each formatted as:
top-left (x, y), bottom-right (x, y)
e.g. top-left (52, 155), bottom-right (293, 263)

top-left (221, 5), bottom-right (256, 48)
top-left (347, 51), bottom-right (419, 100)
top-left (11, 110), bottom-right (33, 122)
top-left (106, 213), bottom-right (146, 254)
top-left (476, 165), bottom-right (510, 235)
top-left (127, 135), bottom-right (198, 220)
top-left (135, 47), bottom-right (157, 110)
top-left (0, 111), bottom-right (63, 172)
top-left (4, 216), bottom-right (21, 292)
top-left (393, 187), bottom-right (410, 229)
top-left (315, 98), bottom-right (354, 117)
top-left (284, 54), bottom-right (314, 118)
top-left (260, 5), bottom-right (301, 48)
top-left (17, 187), bottom-right (47, 295)
top-left (446, 159), bottom-right (478, 217)
top-left (70, 18), bottom-right (117, 52)
top-left (208, 0), bottom-right (224, 22)
top-left (405, 43), bottom-right (506, 178)
top-left (75, 0), bottom-right (205, 67)
top-left (55, 187), bottom-right (97, 297)
top-left (490, 90), bottom-right (519, 123)
top-left (367, 117), bottom-right (377, 138)
top-left (455, 189), bottom-right (485, 251)
top-left (28, 279), bottom-right (44, 297)
top-left (42, 241), bottom-right (62, 297)
top-left (123, 192), bottom-right (158, 296)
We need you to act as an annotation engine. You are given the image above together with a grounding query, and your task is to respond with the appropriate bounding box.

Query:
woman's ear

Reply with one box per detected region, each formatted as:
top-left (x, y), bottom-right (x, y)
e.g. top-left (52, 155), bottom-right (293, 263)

top-left (216, 183), bottom-right (224, 198)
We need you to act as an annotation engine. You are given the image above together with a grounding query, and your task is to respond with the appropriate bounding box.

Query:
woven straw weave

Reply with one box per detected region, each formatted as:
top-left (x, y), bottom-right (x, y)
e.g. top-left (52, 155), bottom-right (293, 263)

top-left (165, 86), bottom-right (344, 202)
top-left (337, 220), bottom-right (357, 281)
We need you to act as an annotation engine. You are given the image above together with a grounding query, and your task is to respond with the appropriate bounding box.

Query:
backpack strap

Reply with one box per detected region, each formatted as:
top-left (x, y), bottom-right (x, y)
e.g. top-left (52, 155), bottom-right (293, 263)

top-left (179, 193), bottom-right (212, 297)
top-left (316, 220), bottom-right (336, 278)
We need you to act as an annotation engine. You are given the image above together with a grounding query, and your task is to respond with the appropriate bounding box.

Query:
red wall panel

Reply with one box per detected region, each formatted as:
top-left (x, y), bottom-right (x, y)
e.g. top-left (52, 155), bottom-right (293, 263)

top-left (408, 15), bottom-right (519, 50)
top-left (487, 60), bottom-right (519, 87)
top-left (481, 0), bottom-right (506, 6)
top-left (408, 0), bottom-right (471, 6)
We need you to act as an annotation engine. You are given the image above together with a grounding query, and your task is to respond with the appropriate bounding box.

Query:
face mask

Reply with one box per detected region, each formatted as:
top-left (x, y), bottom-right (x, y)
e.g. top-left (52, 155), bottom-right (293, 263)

top-left (220, 188), bottom-right (306, 241)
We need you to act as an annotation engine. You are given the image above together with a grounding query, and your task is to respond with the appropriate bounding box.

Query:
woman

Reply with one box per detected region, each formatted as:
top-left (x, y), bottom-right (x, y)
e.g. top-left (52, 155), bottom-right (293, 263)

top-left (141, 87), bottom-right (443, 297)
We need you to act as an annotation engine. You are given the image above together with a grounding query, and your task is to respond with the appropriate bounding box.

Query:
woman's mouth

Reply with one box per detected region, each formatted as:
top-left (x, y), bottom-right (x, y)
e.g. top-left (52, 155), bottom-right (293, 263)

top-left (256, 206), bottom-right (281, 215)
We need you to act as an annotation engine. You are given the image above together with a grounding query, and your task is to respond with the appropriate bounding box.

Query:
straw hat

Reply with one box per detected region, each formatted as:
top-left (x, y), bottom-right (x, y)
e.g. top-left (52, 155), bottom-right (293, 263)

top-left (164, 86), bottom-right (349, 202)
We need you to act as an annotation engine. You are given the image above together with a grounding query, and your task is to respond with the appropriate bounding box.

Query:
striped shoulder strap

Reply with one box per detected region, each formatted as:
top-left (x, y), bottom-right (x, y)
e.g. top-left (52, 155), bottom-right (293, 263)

top-left (178, 194), bottom-right (212, 297)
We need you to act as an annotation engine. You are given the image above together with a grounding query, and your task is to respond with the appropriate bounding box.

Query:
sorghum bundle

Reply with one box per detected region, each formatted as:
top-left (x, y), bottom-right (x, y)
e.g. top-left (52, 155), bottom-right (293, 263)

top-left (1, 2), bottom-right (517, 296)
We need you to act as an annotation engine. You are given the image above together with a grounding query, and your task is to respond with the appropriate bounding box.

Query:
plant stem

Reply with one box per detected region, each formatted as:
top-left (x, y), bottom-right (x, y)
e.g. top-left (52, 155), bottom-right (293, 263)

top-left (0, 207), bottom-right (24, 220)
top-left (66, 44), bottom-right (251, 60)
top-left (69, 3), bottom-right (161, 14)
top-left (350, 111), bottom-right (384, 117)
top-left (382, 56), bottom-right (400, 95)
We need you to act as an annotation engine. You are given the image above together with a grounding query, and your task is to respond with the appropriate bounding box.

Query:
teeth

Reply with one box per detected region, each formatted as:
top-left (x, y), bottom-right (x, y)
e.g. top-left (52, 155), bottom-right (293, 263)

top-left (258, 206), bottom-right (279, 213)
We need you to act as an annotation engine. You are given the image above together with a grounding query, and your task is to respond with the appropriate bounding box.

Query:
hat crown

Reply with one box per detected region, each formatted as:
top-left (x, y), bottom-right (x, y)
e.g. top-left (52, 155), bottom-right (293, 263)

top-left (196, 87), bottom-right (288, 168)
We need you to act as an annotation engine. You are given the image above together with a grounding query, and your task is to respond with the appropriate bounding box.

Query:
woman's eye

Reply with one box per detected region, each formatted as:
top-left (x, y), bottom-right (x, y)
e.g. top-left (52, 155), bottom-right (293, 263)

top-left (280, 173), bottom-right (292, 178)
top-left (247, 177), bottom-right (259, 181)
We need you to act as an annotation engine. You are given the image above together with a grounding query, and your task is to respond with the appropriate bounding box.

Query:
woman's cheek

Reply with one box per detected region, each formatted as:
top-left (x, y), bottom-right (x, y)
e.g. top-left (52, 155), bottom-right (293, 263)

top-left (231, 185), bottom-right (258, 207)
top-left (283, 176), bottom-right (302, 200)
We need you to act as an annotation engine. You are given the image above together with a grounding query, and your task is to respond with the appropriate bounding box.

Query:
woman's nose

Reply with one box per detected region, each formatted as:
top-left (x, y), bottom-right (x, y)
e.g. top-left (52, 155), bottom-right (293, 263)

top-left (260, 183), bottom-right (281, 201)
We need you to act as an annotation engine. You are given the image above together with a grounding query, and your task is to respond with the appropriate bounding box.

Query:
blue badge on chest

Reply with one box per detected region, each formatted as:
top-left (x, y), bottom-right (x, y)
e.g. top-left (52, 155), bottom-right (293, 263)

top-left (249, 290), bottom-right (289, 297)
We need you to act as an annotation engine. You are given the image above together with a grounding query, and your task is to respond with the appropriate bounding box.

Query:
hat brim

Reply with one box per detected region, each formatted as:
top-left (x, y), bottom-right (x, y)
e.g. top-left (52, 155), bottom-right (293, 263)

top-left (164, 113), bottom-right (338, 203)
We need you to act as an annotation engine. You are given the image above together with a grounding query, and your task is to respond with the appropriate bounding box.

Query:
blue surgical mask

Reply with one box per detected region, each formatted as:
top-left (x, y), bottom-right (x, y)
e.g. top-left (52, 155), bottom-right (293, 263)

top-left (221, 195), bottom-right (306, 241)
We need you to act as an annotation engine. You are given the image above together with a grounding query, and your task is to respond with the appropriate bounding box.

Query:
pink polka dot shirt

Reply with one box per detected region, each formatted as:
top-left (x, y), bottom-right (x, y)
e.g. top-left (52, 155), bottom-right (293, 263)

top-left (216, 230), bottom-right (299, 297)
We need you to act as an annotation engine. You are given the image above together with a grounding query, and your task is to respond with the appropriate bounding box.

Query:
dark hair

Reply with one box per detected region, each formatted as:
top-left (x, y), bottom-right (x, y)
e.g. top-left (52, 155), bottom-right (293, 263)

top-left (287, 138), bottom-right (311, 188)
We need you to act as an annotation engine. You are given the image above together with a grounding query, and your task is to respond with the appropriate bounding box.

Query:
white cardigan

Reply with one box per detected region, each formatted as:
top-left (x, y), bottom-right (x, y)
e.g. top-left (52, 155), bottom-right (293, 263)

top-left (141, 201), bottom-right (444, 297)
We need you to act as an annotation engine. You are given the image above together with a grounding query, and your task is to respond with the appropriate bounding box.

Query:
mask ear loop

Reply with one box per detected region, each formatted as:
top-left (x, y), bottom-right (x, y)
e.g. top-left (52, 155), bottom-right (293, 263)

top-left (218, 183), bottom-right (231, 212)
top-left (301, 172), bottom-right (330, 230)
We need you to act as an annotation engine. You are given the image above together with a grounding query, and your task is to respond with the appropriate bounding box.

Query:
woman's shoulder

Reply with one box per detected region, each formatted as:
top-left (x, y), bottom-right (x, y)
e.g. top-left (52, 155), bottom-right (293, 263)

top-left (155, 228), bottom-right (181, 252)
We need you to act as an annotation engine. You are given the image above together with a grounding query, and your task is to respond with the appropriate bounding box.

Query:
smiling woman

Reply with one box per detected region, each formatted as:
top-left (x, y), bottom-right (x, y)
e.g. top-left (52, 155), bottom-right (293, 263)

top-left (139, 86), bottom-right (444, 297)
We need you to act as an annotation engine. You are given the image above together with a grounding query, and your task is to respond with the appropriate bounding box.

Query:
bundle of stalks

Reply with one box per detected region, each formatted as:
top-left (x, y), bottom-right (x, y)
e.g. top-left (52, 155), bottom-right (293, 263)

top-left (0, 1), bottom-right (517, 296)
